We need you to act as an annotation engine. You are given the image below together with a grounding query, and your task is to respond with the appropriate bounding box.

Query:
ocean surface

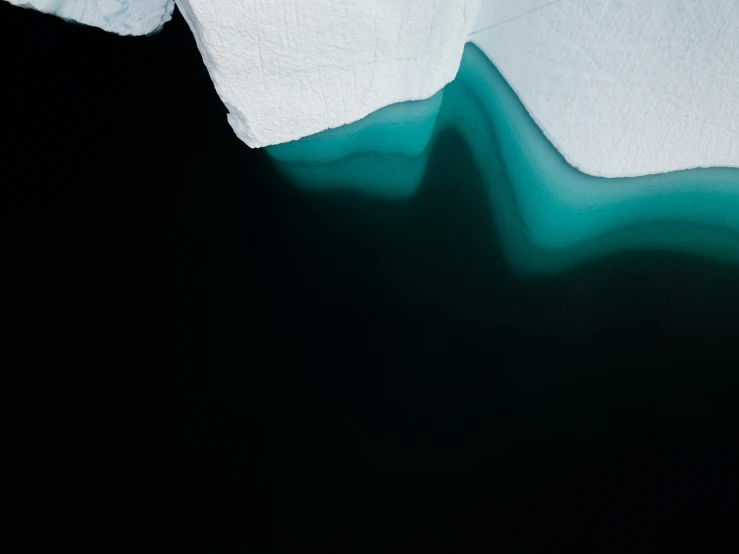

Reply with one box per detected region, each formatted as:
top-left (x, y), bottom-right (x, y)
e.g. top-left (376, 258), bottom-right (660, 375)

top-left (3, 5), bottom-right (739, 551)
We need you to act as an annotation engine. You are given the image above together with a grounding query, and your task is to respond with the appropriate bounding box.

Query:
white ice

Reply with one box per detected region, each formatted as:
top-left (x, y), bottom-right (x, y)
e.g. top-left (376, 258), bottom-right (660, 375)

top-left (179, 0), bottom-right (739, 178)
top-left (177, 0), bottom-right (482, 149)
top-left (469, 0), bottom-right (739, 177)
top-left (4, 0), bottom-right (175, 35)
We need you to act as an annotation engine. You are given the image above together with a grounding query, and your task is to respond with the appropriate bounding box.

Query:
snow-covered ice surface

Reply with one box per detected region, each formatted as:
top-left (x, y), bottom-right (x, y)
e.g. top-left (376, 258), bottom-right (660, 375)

top-left (4, 0), bottom-right (174, 35)
top-left (177, 0), bottom-right (482, 148)
top-left (469, 0), bottom-right (739, 177)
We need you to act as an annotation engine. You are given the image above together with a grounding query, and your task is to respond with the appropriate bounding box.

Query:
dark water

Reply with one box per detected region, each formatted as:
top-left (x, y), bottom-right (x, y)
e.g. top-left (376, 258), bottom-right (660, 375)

top-left (3, 6), bottom-right (739, 551)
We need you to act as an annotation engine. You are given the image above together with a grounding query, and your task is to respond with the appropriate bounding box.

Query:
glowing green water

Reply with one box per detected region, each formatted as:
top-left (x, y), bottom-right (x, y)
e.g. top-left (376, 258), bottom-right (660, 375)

top-left (266, 44), bottom-right (739, 275)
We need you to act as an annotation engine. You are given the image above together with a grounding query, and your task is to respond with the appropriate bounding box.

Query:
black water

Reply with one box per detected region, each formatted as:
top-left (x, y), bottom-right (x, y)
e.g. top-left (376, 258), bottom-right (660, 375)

top-left (3, 6), bottom-right (739, 551)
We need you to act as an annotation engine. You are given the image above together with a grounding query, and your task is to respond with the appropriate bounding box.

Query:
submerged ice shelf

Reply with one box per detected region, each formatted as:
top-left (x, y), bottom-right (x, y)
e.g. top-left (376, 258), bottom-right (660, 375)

top-left (267, 45), bottom-right (739, 275)
top-left (261, 1), bottom-right (739, 273)
top-left (4, 0), bottom-right (175, 35)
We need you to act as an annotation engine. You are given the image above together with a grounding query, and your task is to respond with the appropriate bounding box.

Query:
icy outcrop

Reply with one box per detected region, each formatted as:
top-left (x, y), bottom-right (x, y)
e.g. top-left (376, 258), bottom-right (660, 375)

top-left (4, 0), bottom-right (174, 35)
top-left (469, 0), bottom-right (739, 177)
top-left (177, 0), bottom-right (482, 148)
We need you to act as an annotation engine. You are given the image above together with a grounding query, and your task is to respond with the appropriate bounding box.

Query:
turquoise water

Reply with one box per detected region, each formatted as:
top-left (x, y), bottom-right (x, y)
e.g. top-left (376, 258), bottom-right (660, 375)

top-left (267, 44), bottom-right (739, 276)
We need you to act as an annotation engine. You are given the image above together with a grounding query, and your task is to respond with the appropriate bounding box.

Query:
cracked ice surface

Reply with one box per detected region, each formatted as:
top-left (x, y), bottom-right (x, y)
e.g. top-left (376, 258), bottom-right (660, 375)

top-left (177, 0), bottom-right (482, 148)
top-left (5, 0), bottom-right (175, 35)
top-left (469, 0), bottom-right (739, 177)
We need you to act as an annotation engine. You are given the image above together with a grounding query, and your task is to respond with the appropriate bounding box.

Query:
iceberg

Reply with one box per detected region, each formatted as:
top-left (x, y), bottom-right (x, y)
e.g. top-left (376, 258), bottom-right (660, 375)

top-left (176, 0), bottom-right (482, 148)
top-left (4, 0), bottom-right (175, 35)
top-left (11, 0), bottom-right (734, 271)
top-left (470, 0), bottom-right (739, 177)
top-left (182, 0), bottom-right (738, 179)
